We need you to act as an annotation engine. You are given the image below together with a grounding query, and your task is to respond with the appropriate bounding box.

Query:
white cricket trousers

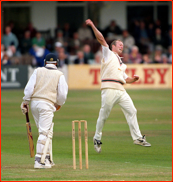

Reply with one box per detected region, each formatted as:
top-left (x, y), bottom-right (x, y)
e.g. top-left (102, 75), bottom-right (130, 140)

top-left (94, 89), bottom-right (142, 141)
top-left (30, 100), bottom-right (56, 158)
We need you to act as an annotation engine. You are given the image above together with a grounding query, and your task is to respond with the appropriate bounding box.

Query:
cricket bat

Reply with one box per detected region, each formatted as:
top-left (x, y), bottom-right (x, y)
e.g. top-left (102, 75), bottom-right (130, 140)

top-left (25, 107), bottom-right (35, 158)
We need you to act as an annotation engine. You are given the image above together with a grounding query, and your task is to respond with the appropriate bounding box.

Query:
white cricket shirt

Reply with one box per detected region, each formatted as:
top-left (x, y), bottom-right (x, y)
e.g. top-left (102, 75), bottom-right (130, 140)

top-left (101, 45), bottom-right (128, 80)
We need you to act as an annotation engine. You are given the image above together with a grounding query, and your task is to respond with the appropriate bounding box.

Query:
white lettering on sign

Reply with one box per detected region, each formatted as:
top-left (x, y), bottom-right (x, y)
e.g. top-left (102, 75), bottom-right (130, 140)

top-left (1, 68), bottom-right (20, 88)
top-left (1, 69), bottom-right (7, 81)
top-left (8, 68), bottom-right (19, 82)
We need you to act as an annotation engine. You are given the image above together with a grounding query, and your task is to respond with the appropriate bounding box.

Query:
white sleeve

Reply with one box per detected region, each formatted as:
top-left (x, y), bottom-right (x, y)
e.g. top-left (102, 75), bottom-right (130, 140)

top-left (23, 69), bottom-right (37, 101)
top-left (101, 45), bottom-right (112, 63)
top-left (56, 75), bottom-right (68, 106)
top-left (123, 72), bottom-right (128, 80)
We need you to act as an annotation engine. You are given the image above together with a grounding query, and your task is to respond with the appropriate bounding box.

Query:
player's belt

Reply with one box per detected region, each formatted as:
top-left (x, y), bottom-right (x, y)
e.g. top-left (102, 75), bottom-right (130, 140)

top-left (101, 79), bottom-right (124, 85)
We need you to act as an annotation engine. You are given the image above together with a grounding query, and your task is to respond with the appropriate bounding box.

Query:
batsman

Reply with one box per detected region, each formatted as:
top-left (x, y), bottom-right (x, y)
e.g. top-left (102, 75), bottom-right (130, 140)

top-left (21, 53), bottom-right (68, 168)
top-left (86, 19), bottom-right (151, 153)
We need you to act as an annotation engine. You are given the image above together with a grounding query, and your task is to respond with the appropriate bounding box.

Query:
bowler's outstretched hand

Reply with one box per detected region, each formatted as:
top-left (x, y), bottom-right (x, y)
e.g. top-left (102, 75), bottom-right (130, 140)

top-left (133, 75), bottom-right (139, 82)
top-left (85, 19), bottom-right (94, 27)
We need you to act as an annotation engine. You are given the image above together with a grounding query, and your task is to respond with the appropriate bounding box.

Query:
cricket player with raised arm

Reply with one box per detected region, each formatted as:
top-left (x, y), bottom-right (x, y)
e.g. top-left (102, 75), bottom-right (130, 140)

top-left (20, 53), bottom-right (68, 168)
top-left (86, 19), bottom-right (151, 153)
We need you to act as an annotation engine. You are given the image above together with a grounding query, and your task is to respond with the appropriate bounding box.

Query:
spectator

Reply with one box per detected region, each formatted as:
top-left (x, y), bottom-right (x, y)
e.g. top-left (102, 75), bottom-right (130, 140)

top-left (122, 52), bottom-right (132, 64)
top-left (58, 47), bottom-right (69, 59)
top-left (74, 50), bottom-right (88, 64)
top-left (25, 22), bottom-right (37, 38)
top-left (153, 28), bottom-right (165, 48)
top-left (140, 54), bottom-right (152, 64)
top-left (55, 30), bottom-right (70, 52)
top-left (54, 42), bottom-right (63, 58)
top-left (78, 22), bottom-right (93, 41)
top-left (1, 53), bottom-right (11, 65)
top-left (54, 42), bottom-right (69, 59)
top-left (1, 25), bottom-right (19, 56)
top-left (104, 20), bottom-right (122, 39)
top-left (94, 53), bottom-right (102, 64)
top-left (129, 45), bottom-right (142, 64)
top-left (19, 31), bottom-right (33, 65)
top-left (153, 45), bottom-right (163, 64)
top-left (122, 30), bottom-right (135, 53)
top-left (69, 32), bottom-right (81, 54)
top-left (56, 47), bottom-right (69, 82)
top-left (29, 32), bottom-right (49, 67)
top-left (55, 30), bottom-right (65, 45)
top-left (95, 46), bottom-right (102, 59)
top-left (32, 31), bottom-right (45, 48)
top-left (83, 44), bottom-right (94, 63)
top-left (58, 49), bottom-right (69, 68)
top-left (161, 54), bottom-right (169, 64)
top-left (20, 30), bottom-right (32, 54)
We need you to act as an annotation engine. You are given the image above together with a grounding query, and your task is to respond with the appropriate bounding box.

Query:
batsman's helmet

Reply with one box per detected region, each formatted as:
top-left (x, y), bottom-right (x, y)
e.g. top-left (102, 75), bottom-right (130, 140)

top-left (44, 53), bottom-right (59, 67)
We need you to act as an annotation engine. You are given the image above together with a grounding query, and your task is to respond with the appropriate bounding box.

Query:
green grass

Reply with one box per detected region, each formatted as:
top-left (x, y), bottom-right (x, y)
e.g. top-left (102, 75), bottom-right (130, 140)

top-left (1, 89), bottom-right (172, 181)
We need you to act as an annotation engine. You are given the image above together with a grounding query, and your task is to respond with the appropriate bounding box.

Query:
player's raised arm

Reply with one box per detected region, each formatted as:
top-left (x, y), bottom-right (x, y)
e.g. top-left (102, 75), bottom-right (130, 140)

top-left (86, 19), bottom-right (108, 47)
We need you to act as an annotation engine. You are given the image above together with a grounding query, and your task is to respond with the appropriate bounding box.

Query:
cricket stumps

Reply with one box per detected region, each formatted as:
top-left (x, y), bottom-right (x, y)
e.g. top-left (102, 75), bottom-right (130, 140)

top-left (72, 120), bottom-right (88, 169)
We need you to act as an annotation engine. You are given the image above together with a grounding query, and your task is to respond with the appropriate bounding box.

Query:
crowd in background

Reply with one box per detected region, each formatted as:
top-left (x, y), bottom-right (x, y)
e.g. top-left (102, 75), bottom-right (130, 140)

top-left (1, 18), bottom-right (172, 67)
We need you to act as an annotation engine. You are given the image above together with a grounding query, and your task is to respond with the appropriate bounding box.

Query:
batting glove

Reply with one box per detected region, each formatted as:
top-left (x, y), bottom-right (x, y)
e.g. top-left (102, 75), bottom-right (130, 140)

top-left (20, 100), bottom-right (29, 115)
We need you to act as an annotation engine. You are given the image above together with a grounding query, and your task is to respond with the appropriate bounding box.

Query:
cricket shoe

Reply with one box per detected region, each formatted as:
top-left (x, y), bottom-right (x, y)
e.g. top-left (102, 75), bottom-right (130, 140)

top-left (93, 138), bottom-right (102, 153)
top-left (45, 155), bottom-right (55, 167)
top-left (34, 157), bottom-right (52, 169)
top-left (134, 135), bottom-right (151, 147)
